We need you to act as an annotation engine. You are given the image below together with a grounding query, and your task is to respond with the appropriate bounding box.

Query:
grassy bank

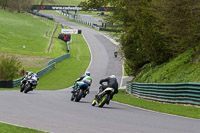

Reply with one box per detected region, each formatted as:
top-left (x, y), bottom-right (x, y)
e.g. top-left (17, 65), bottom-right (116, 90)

top-left (0, 122), bottom-right (47, 133)
top-left (113, 89), bottom-right (200, 119)
top-left (133, 49), bottom-right (200, 83)
top-left (0, 9), bottom-right (56, 56)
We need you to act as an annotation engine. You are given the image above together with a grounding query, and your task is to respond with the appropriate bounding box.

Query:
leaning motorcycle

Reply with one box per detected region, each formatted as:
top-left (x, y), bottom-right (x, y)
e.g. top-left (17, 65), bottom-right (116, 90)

top-left (23, 79), bottom-right (38, 93)
top-left (71, 81), bottom-right (88, 102)
top-left (92, 84), bottom-right (114, 107)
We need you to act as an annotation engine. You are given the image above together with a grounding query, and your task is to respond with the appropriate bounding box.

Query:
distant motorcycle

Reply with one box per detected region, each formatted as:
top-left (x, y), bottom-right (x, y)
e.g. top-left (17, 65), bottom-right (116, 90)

top-left (92, 83), bottom-right (114, 107)
top-left (20, 74), bottom-right (38, 93)
top-left (71, 81), bottom-right (88, 102)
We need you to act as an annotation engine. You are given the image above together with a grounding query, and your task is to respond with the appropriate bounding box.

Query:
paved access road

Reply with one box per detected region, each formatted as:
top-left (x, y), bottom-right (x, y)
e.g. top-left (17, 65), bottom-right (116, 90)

top-left (0, 13), bottom-right (199, 133)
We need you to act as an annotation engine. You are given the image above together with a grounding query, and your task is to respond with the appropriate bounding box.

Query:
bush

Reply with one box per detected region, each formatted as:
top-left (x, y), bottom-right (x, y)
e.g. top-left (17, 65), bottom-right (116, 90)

top-left (0, 55), bottom-right (22, 80)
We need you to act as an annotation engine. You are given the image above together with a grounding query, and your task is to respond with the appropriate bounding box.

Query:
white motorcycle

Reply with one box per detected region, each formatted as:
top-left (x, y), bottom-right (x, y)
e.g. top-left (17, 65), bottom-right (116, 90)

top-left (20, 74), bottom-right (38, 93)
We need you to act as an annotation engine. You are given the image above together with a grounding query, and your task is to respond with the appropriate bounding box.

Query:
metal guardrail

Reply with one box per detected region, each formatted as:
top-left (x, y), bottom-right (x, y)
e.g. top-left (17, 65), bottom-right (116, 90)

top-left (13, 53), bottom-right (71, 87)
top-left (36, 63), bottom-right (55, 77)
top-left (126, 82), bottom-right (200, 106)
top-left (48, 53), bottom-right (70, 65)
top-left (13, 79), bottom-right (22, 88)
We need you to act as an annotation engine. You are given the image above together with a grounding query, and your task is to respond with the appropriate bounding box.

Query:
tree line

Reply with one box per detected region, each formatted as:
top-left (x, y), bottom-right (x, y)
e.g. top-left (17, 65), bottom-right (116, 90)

top-left (80, 0), bottom-right (200, 76)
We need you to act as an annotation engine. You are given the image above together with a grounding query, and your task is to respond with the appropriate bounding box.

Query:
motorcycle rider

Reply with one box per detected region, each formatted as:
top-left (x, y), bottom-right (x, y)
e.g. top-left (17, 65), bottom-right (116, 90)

top-left (98, 75), bottom-right (118, 102)
top-left (21, 72), bottom-right (39, 85)
top-left (21, 72), bottom-right (33, 82)
top-left (71, 71), bottom-right (92, 95)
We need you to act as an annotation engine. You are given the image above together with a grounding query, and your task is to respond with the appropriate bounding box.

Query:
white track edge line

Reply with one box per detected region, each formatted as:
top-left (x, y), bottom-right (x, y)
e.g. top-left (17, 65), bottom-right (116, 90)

top-left (82, 33), bottom-right (93, 72)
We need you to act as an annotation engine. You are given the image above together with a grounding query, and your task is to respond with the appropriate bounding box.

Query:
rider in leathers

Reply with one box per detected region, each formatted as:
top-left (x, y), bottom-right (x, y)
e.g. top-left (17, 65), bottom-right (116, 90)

top-left (99, 75), bottom-right (118, 100)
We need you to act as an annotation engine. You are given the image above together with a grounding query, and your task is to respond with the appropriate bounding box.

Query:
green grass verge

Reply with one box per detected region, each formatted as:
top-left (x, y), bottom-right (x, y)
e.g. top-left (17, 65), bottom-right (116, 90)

top-left (112, 89), bottom-right (200, 119)
top-left (0, 122), bottom-right (47, 133)
top-left (36, 34), bottom-right (90, 90)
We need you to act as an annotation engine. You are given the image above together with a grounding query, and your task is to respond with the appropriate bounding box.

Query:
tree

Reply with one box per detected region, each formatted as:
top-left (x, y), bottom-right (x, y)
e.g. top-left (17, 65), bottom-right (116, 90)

top-left (80, 0), bottom-right (200, 76)
top-left (0, 0), bottom-right (34, 12)
top-left (153, 0), bottom-right (200, 56)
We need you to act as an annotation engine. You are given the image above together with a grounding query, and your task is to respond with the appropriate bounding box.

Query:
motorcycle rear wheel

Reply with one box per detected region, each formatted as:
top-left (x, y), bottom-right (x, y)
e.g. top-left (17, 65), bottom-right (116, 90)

top-left (75, 89), bottom-right (83, 102)
top-left (98, 94), bottom-right (110, 107)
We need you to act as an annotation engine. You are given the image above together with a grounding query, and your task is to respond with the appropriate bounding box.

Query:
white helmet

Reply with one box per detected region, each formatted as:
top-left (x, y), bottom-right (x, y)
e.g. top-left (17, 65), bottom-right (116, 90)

top-left (110, 75), bottom-right (116, 78)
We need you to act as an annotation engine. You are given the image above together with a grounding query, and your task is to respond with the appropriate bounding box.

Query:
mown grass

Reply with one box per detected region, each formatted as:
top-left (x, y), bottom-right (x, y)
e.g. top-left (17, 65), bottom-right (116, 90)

top-left (113, 89), bottom-right (200, 119)
top-left (0, 9), bottom-right (56, 56)
top-left (0, 122), bottom-right (47, 133)
top-left (36, 34), bottom-right (91, 90)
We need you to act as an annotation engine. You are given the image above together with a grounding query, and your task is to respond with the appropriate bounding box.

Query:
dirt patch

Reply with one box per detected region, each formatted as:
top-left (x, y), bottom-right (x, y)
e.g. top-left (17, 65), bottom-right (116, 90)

top-left (0, 53), bottom-right (52, 68)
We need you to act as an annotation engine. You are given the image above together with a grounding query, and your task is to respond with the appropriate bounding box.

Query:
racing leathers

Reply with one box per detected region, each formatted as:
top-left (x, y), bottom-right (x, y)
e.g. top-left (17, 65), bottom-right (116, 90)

top-left (72, 75), bottom-right (92, 94)
top-left (99, 76), bottom-right (118, 99)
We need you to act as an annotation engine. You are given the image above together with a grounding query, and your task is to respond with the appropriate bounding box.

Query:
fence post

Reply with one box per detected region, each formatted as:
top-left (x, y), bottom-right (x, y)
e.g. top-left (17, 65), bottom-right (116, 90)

top-left (54, 62), bottom-right (56, 69)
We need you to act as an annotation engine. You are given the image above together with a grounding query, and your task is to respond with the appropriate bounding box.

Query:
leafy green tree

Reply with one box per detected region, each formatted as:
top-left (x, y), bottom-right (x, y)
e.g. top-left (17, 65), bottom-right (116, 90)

top-left (0, 0), bottom-right (34, 12)
top-left (153, 0), bottom-right (200, 56)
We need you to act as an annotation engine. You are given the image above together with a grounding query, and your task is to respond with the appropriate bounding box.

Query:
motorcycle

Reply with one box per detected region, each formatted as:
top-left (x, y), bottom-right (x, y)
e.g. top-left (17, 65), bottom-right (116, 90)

top-left (20, 75), bottom-right (38, 93)
top-left (92, 83), bottom-right (114, 107)
top-left (71, 81), bottom-right (89, 102)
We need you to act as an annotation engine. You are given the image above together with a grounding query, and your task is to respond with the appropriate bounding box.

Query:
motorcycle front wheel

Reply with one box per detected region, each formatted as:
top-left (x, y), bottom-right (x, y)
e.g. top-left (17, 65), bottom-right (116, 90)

top-left (20, 84), bottom-right (25, 92)
top-left (24, 84), bottom-right (31, 93)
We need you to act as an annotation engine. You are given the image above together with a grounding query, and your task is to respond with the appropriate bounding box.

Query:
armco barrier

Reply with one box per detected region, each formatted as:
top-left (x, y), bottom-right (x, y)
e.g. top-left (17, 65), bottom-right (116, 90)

top-left (48, 53), bottom-right (70, 65)
top-left (126, 82), bottom-right (200, 106)
top-left (12, 53), bottom-right (70, 87)
top-left (13, 79), bottom-right (22, 88)
top-left (36, 63), bottom-right (55, 77)
top-left (0, 80), bottom-right (13, 88)
top-left (13, 63), bottom-right (55, 87)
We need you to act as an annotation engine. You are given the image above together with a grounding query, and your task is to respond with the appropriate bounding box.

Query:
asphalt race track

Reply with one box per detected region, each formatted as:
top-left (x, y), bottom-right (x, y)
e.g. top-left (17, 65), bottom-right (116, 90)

top-left (0, 13), bottom-right (199, 133)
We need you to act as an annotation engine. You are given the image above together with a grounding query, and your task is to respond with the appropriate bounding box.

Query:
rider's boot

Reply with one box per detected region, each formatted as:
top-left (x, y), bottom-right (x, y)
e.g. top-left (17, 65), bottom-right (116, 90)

top-left (106, 100), bottom-right (110, 105)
